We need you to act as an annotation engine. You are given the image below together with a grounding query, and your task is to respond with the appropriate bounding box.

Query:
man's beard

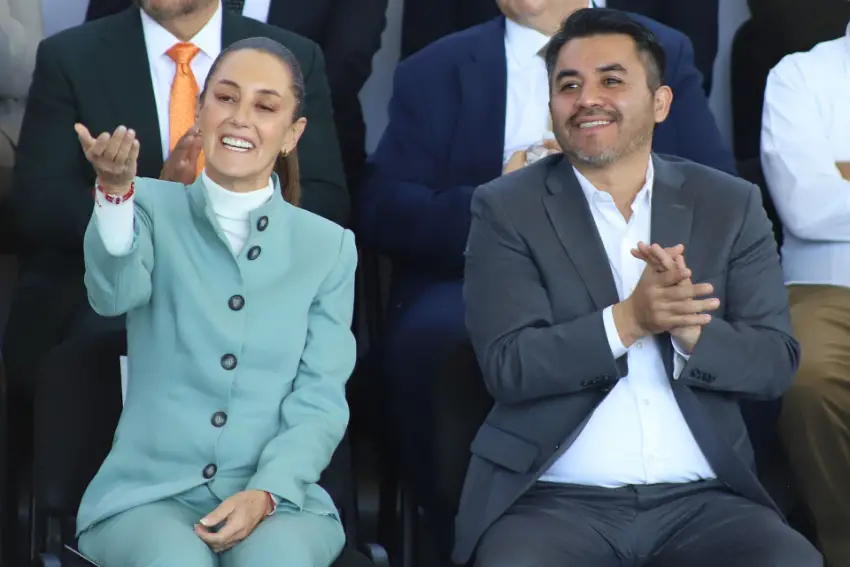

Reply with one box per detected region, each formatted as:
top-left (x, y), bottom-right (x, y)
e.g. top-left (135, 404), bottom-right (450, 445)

top-left (557, 116), bottom-right (655, 168)
top-left (133, 0), bottom-right (212, 20)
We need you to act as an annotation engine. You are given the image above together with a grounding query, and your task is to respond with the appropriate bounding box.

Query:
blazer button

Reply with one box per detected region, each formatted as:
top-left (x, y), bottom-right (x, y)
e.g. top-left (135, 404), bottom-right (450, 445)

top-left (202, 464), bottom-right (217, 479)
top-left (247, 246), bottom-right (261, 260)
top-left (257, 216), bottom-right (269, 231)
top-left (581, 380), bottom-right (591, 387)
top-left (211, 411), bottom-right (227, 428)
top-left (228, 295), bottom-right (244, 311)
top-left (220, 354), bottom-right (237, 370)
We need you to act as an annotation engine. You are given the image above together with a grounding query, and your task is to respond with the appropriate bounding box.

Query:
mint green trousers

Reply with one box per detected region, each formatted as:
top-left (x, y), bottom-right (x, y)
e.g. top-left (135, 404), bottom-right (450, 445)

top-left (78, 484), bottom-right (345, 567)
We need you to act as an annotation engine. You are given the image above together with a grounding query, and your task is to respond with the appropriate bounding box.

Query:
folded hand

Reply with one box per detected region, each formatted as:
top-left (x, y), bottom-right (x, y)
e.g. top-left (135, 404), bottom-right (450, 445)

top-left (194, 490), bottom-right (272, 553)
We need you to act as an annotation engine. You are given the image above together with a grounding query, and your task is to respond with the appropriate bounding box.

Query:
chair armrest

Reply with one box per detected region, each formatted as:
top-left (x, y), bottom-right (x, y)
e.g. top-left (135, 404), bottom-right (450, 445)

top-left (360, 542), bottom-right (390, 567)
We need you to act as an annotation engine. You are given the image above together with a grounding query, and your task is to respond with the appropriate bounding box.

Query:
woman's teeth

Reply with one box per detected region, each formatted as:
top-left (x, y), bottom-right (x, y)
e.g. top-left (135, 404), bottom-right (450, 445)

top-left (222, 136), bottom-right (254, 152)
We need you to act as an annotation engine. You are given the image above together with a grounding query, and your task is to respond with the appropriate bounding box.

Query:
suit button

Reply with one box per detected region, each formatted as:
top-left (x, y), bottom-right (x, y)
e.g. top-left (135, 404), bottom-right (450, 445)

top-left (228, 295), bottom-right (244, 311)
top-left (211, 411), bottom-right (227, 428)
top-left (247, 246), bottom-right (261, 260)
top-left (221, 354), bottom-right (237, 370)
top-left (202, 464), bottom-right (217, 479)
top-left (257, 216), bottom-right (269, 231)
top-left (581, 380), bottom-right (591, 387)
top-left (601, 387), bottom-right (611, 393)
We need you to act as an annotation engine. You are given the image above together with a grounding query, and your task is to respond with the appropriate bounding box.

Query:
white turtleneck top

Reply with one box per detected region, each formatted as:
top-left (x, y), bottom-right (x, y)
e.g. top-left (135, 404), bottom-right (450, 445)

top-left (93, 172), bottom-right (274, 256)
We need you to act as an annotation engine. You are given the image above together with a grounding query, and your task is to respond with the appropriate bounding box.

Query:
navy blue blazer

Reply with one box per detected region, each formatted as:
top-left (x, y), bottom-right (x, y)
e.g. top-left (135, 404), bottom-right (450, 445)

top-left (358, 15), bottom-right (736, 284)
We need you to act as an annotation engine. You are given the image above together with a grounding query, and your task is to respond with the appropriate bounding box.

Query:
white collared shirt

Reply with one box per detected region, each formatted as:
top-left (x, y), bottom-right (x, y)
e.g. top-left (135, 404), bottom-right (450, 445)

top-left (760, 24), bottom-right (850, 288)
top-left (540, 158), bottom-right (717, 487)
top-left (503, 1), bottom-right (601, 165)
top-left (93, 172), bottom-right (273, 257)
top-left (141, 4), bottom-right (223, 160)
top-left (239, 0), bottom-right (272, 23)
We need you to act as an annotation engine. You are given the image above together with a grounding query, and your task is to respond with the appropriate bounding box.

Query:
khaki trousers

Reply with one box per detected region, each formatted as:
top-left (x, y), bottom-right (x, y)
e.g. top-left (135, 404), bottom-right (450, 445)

top-left (779, 284), bottom-right (850, 566)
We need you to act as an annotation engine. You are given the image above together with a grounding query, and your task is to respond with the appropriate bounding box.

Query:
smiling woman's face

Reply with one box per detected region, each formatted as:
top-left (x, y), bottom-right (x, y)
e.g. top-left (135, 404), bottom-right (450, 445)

top-left (198, 48), bottom-right (306, 192)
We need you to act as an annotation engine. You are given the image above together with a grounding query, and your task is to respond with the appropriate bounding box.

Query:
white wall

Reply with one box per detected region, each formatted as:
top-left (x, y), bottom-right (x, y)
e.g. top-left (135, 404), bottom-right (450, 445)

top-left (708, 0), bottom-right (751, 149)
top-left (361, 0), bottom-right (752, 154)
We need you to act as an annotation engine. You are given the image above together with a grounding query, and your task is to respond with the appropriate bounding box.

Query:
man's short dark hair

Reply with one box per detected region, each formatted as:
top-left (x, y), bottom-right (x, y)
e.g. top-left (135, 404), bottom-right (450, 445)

top-left (544, 8), bottom-right (667, 91)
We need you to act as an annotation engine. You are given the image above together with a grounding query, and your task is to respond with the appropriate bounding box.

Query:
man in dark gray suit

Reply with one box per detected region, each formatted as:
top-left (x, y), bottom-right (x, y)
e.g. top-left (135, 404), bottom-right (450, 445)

top-left (457, 8), bottom-right (821, 567)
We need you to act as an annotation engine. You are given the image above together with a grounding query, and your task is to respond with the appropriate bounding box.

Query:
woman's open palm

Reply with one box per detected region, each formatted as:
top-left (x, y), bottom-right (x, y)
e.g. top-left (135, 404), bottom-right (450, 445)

top-left (75, 123), bottom-right (139, 193)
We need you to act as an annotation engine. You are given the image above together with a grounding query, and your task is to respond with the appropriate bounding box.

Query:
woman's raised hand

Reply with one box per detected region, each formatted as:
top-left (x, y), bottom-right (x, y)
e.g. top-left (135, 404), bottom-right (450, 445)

top-left (75, 124), bottom-right (140, 194)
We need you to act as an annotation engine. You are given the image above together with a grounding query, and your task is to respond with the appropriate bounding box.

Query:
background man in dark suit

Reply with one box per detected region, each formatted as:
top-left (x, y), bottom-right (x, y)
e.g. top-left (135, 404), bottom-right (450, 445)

top-left (357, 0), bottom-right (734, 553)
top-left (401, 0), bottom-right (717, 94)
top-left (3, 1), bottom-right (346, 563)
top-left (85, 0), bottom-right (388, 191)
top-left (457, 9), bottom-right (818, 567)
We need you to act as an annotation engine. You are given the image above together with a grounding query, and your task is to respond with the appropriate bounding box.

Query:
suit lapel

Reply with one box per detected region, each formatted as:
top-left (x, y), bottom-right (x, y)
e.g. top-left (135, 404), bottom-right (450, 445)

top-left (221, 9), bottom-right (245, 47)
top-left (456, 18), bottom-right (508, 181)
top-left (649, 155), bottom-right (694, 377)
top-left (99, 8), bottom-right (164, 175)
top-left (543, 158), bottom-right (619, 310)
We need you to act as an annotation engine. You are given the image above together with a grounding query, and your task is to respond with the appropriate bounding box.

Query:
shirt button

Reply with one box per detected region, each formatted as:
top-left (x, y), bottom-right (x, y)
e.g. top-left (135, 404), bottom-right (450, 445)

top-left (257, 216), bottom-right (269, 231)
top-left (211, 411), bottom-right (227, 428)
top-left (635, 340), bottom-right (644, 349)
top-left (220, 354), bottom-right (237, 370)
top-left (643, 399), bottom-right (651, 406)
top-left (202, 464), bottom-right (217, 479)
top-left (228, 295), bottom-right (244, 311)
top-left (247, 246), bottom-right (261, 260)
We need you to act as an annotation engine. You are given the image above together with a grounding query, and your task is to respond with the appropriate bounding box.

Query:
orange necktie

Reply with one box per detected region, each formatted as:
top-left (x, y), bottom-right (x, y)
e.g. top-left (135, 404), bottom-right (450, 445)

top-left (166, 42), bottom-right (203, 177)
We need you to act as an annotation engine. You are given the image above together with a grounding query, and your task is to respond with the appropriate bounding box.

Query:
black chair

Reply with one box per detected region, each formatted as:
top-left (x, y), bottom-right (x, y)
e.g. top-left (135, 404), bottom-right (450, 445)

top-left (736, 158), bottom-right (783, 252)
top-left (31, 330), bottom-right (388, 567)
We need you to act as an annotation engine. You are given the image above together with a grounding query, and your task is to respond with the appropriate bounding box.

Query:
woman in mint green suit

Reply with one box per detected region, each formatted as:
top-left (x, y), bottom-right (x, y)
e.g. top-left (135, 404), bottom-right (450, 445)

top-left (72, 36), bottom-right (356, 567)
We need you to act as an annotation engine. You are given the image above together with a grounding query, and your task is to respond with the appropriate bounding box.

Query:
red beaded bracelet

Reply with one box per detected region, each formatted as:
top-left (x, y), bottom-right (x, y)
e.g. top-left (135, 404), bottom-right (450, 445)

top-left (94, 180), bottom-right (135, 205)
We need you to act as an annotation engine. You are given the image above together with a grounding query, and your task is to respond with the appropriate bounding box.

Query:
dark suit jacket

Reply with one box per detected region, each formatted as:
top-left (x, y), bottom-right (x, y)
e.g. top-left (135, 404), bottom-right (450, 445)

top-left (86, 0), bottom-right (387, 190)
top-left (455, 153), bottom-right (799, 564)
top-left (358, 16), bottom-right (735, 295)
top-left (10, 8), bottom-right (346, 333)
top-left (608, 0), bottom-right (718, 94)
top-left (401, 0), bottom-right (717, 94)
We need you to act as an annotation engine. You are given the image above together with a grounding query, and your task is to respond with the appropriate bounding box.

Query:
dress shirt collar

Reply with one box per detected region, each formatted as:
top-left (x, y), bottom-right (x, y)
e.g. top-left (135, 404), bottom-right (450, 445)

top-left (504, 1), bottom-right (598, 64)
top-left (140, 1), bottom-right (223, 61)
top-left (572, 156), bottom-right (655, 207)
top-left (201, 171), bottom-right (274, 220)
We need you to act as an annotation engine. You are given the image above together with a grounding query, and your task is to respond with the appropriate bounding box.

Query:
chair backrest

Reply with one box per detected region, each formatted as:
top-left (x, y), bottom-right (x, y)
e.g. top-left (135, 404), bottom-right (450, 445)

top-left (33, 330), bottom-right (126, 515)
top-left (432, 341), bottom-right (492, 521)
top-left (32, 329), bottom-right (361, 538)
top-left (736, 158), bottom-right (783, 252)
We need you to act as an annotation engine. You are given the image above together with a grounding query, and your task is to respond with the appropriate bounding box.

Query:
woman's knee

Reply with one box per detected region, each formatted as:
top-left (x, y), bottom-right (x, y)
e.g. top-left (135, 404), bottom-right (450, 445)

top-left (225, 512), bottom-right (345, 567)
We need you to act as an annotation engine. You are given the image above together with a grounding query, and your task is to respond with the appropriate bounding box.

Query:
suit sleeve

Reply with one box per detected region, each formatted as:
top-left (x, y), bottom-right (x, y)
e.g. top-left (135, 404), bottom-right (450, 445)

top-left (247, 230), bottom-right (357, 509)
top-left (322, 0), bottom-right (387, 186)
top-left (464, 187), bottom-right (626, 405)
top-left (664, 30), bottom-right (736, 176)
top-left (83, 180), bottom-right (155, 317)
top-left (678, 184), bottom-right (799, 399)
top-left (296, 42), bottom-right (350, 227)
top-left (12, 38), bottom-right (95, 250)
top-left (357, 60), bottom-right (474, 276)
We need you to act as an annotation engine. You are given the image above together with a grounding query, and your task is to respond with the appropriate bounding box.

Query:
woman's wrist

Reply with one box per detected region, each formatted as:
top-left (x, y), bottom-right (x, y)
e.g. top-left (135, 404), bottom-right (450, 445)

top-left (96, 178), bottom-right (133, 197)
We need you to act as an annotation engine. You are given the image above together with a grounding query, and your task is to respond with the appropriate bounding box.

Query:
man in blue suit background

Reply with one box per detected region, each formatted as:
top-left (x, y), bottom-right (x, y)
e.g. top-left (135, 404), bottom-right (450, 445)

top-left (357, 0), bottom-right (736, 551)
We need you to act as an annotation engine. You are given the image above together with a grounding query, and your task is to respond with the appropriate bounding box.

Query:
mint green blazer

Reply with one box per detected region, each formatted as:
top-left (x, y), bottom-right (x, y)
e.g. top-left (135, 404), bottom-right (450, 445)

top-left (77, 175), bottom-right (357, 535)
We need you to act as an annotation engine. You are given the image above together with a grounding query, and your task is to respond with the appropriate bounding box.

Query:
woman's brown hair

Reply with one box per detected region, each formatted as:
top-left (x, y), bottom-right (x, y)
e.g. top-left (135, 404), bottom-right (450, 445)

top-left (200, 37), bottom-right (305, 207)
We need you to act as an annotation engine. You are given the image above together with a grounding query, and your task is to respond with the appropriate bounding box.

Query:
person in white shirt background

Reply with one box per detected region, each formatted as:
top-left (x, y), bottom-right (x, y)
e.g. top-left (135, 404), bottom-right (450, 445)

top-left (761, 20), bottom-right (850, 567)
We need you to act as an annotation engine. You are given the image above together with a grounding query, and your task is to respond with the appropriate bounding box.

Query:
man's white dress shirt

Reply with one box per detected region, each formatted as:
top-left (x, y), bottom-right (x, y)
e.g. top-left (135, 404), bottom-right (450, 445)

top-left (539, 159), bottom-right (716, 487)
top-left (761, 24), bottom-right (850, 289)
top-left (502, 1), bottom-right (604, 165)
